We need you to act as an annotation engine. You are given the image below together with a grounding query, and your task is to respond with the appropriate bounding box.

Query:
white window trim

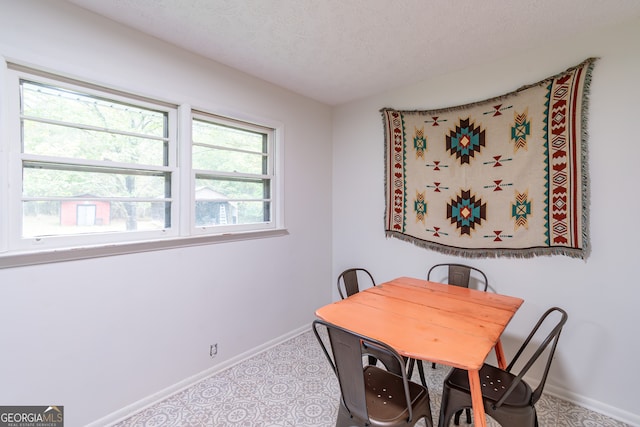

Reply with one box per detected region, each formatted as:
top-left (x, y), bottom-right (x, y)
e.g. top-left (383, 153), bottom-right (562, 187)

top-left (10, 71), bottom-right (181, 251)
top-left (0, 60), bottom-right (287, 269)
top-left (190, 110), bottom-right (277, 235)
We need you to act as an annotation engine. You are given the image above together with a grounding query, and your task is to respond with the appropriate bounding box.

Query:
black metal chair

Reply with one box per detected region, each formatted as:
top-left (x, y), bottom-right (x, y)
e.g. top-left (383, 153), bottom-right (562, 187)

top-left (337, 268), bottom-right (379, 366)
top-left (437, 307), bottom-right (568, 427)
top-left (312, 319), bottom-right (433, 427)
top-left (337, 267), bottom-right (376, 299)
top-left (427, 263), bottom-right (489, 292)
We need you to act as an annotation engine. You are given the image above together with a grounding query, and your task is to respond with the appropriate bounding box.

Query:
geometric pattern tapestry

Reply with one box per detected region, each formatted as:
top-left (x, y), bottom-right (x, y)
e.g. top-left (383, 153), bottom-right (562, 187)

top-left (381, 58), bottom-right (596, 259)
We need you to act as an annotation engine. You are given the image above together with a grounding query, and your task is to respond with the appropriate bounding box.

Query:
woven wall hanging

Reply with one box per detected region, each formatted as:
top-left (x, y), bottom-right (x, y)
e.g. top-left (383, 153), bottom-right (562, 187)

top-left (381, 58), bottom-right (596, 259)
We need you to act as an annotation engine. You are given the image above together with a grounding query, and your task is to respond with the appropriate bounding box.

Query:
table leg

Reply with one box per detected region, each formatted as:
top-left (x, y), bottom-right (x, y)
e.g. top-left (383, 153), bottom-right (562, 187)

top-left (468, 370), bottom-right (487, 427)
top-left (494, 339), bottom-right (507, 370)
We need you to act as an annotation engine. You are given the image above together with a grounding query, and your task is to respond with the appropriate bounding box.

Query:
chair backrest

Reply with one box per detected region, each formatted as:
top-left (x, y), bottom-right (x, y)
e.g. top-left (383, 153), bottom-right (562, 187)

top-left (427, 263), bottom-right (488, 291)
top-left (497, 307), bottom-right (568, 408)
top-left (337, 268), bottom-right (375, 299)
top-left (312, 319), bottom-right (414, 423)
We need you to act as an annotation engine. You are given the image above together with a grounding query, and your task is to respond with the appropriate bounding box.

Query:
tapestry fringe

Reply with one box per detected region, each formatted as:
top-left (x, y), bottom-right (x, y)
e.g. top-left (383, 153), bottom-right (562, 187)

top-left (578, 58), bottom-right (598, 260)
top-left (385, 231), bottom-right (586, 260)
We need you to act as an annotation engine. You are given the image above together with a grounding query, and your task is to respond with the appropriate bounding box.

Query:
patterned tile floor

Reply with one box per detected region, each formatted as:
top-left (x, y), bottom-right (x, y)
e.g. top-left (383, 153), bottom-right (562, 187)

top-left (113, 330), bottom-right (630, 427)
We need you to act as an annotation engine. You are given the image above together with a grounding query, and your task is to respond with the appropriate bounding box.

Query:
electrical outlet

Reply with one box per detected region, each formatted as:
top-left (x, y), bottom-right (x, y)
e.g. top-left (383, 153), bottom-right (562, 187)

top-left (209, 343), bottom-right (218, 358)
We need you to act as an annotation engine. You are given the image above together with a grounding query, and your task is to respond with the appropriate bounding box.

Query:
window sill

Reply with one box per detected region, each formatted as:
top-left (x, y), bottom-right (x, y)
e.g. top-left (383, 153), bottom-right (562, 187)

top-left (0, 228), bottom-right (289, 269)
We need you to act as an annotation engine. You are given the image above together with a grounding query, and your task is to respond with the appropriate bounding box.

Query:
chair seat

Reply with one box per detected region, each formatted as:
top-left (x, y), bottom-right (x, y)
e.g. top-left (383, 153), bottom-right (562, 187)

top-left (446, 364), bottom-right (533, 408)
top-left (364, 365), bottom-right (431, 425)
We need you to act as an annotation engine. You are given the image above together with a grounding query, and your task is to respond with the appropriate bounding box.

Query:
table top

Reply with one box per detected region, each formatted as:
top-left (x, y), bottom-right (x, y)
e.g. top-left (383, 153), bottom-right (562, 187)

top-left (315, 276), bottom-right (524, 370)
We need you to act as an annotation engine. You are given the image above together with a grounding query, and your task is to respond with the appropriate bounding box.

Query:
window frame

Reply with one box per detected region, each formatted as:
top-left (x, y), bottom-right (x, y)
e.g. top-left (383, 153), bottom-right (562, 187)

top-left (0, 61), bottom-right (286, 268)
top-left (7, 66), bottom-right (180, 252)
top-left (190, 111), bottom-right (276, 235)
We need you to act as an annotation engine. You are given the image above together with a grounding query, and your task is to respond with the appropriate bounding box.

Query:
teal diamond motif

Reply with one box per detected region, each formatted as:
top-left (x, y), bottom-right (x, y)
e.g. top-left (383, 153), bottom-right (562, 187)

top-left (447, 190), bottom-right (486, 235)
top-left (446, 118), bottom-right (485, 164)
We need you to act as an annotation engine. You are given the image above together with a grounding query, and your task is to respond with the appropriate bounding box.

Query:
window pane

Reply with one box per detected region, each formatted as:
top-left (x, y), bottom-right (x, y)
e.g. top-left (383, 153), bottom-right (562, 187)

top-left (21, 81), bottom-right (166, 138)
top-left (195, 200), bottom-right (270, 227)
top-left (193, 119), bottom-right (265, 152)
top-left (22, 200), bottom-right (169, 237)
top-left (195, 176), bottom-right (270, 227)
top-left (192, 144), bottom-right (264, 174)
top-left (23, 120), bottom-right (166, 166)
top-left (195, 177), bottom-right (269, 200)
top-left (23, 166), bottom-right (170, 199)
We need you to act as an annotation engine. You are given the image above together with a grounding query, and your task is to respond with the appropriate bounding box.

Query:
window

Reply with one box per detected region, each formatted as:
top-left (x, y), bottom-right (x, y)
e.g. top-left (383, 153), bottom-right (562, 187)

top-left (0, 63), bottom-right (282, 261)
top-left (192, 113), bottom-right (274, 232)
top-left (18, 78), bottom-right (175, 242)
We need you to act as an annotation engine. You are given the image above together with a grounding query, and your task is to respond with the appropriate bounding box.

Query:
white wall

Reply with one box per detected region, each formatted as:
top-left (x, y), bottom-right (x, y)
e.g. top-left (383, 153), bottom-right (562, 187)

top-left (0, 1), bottom-right (333, 426)
top-left (2, 0), bottom-right (639, 425)
top-left (333, 17), bottom-right (640, 425)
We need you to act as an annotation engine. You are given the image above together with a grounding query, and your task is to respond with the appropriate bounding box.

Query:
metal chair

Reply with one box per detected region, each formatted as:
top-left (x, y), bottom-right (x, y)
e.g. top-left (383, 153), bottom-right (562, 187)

top-left (427, 263), bottom-right (489, 292)
top-left (337, 268), bottom-right (379, 366)
top-left (437, 307), bottom-right (568, 427)
top-left (337, 267), bottom-right (376, 299)
top-left (312, 319), bottom-right (433, 427)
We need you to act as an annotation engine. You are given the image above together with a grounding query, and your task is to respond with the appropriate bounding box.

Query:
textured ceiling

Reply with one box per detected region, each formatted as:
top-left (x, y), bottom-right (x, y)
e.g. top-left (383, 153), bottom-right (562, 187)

top-left (65, 0), bottom-right (640, 105)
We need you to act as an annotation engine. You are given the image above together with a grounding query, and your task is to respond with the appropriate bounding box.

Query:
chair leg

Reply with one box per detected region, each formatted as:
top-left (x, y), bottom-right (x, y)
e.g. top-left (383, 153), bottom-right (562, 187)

top-left (407, 358), bottom-right (415, 377)
top-left (416, 360), bottom-right (427, 388)
top-left (432, 362), bottom-right (436, 369)
top-left (489, 404), bottom-right (538, 427)
top-left (335, 402), bottom-right (354, 427)
top-left (438, 387), bottom-right (458, 427)
top-left (452, 408), bottom-right (472, 425)
top-left (424, 413), bottom-right (435, 427)
top-left (368, 355), bottom-right (377, 366)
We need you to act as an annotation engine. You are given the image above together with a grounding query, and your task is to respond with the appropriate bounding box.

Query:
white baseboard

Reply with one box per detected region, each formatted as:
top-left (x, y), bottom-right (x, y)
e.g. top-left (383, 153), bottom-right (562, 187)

top-left (86, 324), bottom-right (311, 427)
top-left (539, 381), bottom-right (640, 426)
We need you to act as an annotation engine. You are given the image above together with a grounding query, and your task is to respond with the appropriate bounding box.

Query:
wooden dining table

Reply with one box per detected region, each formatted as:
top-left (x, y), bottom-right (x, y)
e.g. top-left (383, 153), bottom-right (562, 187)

top-left (315, 276), bottom-right (524, 427)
